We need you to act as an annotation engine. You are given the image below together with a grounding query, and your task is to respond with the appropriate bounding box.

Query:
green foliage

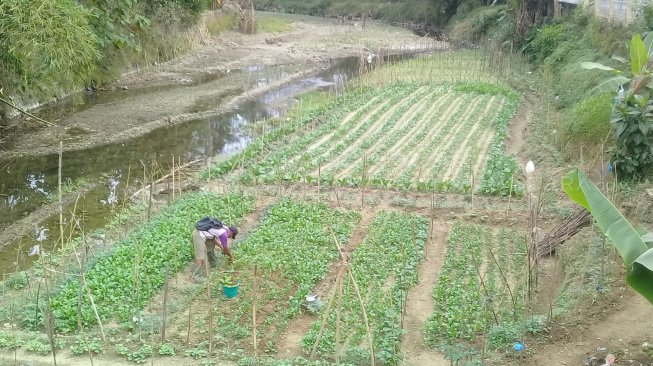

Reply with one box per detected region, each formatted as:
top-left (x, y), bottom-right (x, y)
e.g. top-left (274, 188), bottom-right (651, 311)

top-left (127, 344), bottom-right (153, 363)
top-left (426, 223), bottom-right (527, 344)
top-left (563, 93), bottom-right (612, 143)
top-left (526, 23), bottom-right (567, 63)
top-left (486, 322), bottom-right (519, 349)
top-left (158, 342), bottom-right (175, 356)
top-left (610, 93), bottom-right (653, 178)
top-left (479, 95), bottom-right (523, 196)
top-left (4, 271), bottom-right (28, 290)
top-left (0, 0), bottom-right (101, 95)
top-left (50, 192), bottom-right (254, 332)
top-left (562, 168), bottom-right (653, 304)
top-left (302, 211), bottom-right (428, 364)
top-left (185, 344), bottom-right (209, 359)
top-left (0, 331), bottom-right (23, 349)
top-left (25, 337), bottom-right (60, 356)
top-left (70, 335), bottom-right (104, 356)
top-left (20, 303), bottom-right (45, 331)
top-left (454, 82), bottom-right (517, 96)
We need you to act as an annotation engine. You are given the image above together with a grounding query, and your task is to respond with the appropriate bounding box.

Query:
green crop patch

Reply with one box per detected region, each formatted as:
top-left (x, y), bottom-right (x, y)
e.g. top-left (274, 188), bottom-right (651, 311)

top-left (425, 222), bottom-right (527, 345)
top-left (225, 81), bottom-right (520, 195)
top-left (50, 192), bottom-right (254, 333)
top-left (208, 199), bottom-right (360, 351)
top-left (302, 211), bottom-right (428, 364)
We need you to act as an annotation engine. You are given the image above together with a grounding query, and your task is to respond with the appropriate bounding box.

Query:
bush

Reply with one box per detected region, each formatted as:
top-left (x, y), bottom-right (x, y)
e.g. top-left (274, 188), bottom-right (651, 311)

top-left (0, 0), bottom-right (101, 96)
top-left (206, 12), bottom-right (238, 36)
top-left (528, 23), bottom-right (567, 63)
top-left (563, 93), bottom-right (612, 144)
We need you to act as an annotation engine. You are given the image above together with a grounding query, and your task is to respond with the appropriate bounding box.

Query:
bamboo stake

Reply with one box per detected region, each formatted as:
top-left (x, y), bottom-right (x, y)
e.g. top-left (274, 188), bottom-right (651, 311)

top-left (171, 156), bottom-right (176, 200)
top-left (205, 247), bottom-right (213, 354)
top-left (162, 263), bottom-right (169, 341)
top-left (318, 163), bottom-right (321, 203)
top-left (335, 271), bottom-right (344, 363)
top-left (253, 266), bottom-right (259, 358)
top-left (309, 268), bottom-right (343, 359)
top-left (58, 142), bottom-right (64, 250)
top-left (187, 301), bottom-right (193, 346)
top-left (177, 156), bottom-right (183, 197)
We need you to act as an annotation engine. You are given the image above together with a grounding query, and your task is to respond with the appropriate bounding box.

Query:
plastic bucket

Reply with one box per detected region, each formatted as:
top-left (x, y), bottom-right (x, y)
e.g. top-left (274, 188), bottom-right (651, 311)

top-left (223, 284), bottom-right (239, 298)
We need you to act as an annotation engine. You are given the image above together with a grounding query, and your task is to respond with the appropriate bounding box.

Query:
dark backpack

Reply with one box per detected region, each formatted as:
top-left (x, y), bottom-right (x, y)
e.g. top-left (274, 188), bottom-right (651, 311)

top-left (195, 217), bottom-right (224, 231)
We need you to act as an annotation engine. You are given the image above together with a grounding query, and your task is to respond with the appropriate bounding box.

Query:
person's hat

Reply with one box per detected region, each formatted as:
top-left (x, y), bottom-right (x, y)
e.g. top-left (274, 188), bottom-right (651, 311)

top-left (229, 226), bottom-right (238, 239)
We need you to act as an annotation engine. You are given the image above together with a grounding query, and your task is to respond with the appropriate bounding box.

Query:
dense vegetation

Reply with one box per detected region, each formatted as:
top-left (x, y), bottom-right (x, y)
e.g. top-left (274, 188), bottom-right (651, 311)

top-left (0, 0), bottom-right (213, 106)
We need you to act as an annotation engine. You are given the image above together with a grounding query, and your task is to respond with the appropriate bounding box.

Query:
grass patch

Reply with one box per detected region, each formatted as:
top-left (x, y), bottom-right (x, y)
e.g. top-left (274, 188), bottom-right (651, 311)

top-left (257, 17), bottom-right (292, 33)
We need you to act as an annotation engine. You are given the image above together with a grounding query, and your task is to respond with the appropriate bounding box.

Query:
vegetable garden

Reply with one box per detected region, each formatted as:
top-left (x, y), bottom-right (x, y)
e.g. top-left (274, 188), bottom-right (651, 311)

top-left (0, 49), bottom-right (606, 366)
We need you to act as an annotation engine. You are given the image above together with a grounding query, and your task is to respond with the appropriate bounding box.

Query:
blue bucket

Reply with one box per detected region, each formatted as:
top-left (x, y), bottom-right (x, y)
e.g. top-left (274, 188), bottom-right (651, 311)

top-left (223, 284), bottom-right (239, 298)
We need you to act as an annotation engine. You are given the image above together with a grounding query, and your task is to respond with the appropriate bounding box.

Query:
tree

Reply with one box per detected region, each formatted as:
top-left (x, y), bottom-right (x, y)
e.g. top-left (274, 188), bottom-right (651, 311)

top-left (563, 168), bottom-right (653, 304)
top-left (581, 34), bottom-right (653, 178)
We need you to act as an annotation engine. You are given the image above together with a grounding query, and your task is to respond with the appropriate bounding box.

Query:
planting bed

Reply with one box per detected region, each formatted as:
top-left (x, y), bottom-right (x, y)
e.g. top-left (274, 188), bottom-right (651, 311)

top-left (213, 81), bottom-right (521, 195)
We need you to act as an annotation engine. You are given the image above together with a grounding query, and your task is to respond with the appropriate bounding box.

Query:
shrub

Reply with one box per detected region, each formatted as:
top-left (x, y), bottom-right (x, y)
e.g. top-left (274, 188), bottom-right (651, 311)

top-left (527, 23), bottom-right (567, 63)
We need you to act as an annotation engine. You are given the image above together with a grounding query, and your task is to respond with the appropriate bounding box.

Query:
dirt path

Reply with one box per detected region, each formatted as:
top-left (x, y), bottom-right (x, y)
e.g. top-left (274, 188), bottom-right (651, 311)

top-left (526, 289), bottom-right (653, 366)
top-left (506, 94), bottom-right (534, 165)
top-left (401, 221), bottom-right (452, 366)
top-left (276, 206), bottom-right (375, 359)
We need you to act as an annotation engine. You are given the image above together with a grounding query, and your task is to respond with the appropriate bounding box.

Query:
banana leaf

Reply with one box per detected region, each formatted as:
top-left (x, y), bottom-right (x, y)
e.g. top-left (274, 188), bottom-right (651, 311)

top-left (562, 168), bottom-right (653, 304)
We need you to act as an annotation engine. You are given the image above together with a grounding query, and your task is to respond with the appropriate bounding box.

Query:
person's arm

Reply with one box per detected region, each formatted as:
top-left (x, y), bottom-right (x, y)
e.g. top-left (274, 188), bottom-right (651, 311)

top-left (217, 232), bottom-right (234, 262)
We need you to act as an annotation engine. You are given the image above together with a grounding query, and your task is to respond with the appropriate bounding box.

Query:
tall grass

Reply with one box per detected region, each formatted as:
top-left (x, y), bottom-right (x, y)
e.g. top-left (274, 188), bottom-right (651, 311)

top-left (205, 12), bottom-right (238, 36)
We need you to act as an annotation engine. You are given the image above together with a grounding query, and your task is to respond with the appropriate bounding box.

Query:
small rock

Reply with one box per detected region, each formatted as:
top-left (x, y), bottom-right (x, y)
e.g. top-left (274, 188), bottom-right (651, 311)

top-left (120, 86), bottom-right (128, 90)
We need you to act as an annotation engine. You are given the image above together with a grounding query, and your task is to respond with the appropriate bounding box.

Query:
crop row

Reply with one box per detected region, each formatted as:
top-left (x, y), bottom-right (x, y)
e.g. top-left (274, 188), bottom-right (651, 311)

top-left (230, 82), bottom-right (520, 195)
top-left (301, 211), bottom-right (429, 365)
top-left (50, 192), bottom-right (254, 332)
top-left (424, 222), bottom-right (527, 344)
top-left (205, 199), bottom-right (360, 351)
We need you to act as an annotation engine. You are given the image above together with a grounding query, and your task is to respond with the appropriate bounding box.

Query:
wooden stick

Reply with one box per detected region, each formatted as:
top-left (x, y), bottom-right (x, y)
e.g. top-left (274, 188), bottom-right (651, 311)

top-left (253, 266), bottom-right (259, 358)
top-left (186, 301), bottom-right (192, 346)
top-left (309, 268), bottom-right (343, 359)
top-left (335, 269), bottom-right (344, 363)
top-left (318, 163), bottom-right (321, 203)
top-left (346, 268), bottom-right (375, 366)
top-left (161, 263), bottom-right (169, 341)
top-left (58, 142), bottom-right (64, 250)
top-left (171, 156), bottom-right (176, 200)
top-left (205, 247), bottom-right (213, 354)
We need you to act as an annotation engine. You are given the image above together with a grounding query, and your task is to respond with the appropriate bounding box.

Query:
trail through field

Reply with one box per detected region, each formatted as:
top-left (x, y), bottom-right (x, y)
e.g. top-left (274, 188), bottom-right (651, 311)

top-left (506, 94), bottom-right (534, 164)
top-left (401, 221), bottom-right (452, 366)
top-left (276, 207), bottom-right (375, 359)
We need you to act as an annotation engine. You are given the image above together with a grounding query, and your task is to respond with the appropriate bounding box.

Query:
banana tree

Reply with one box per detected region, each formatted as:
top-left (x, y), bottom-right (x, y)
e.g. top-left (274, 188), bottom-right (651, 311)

top-left (562, 168), bottom-right (653, 304)
top-left (581, 34), bottom-right (653, 178)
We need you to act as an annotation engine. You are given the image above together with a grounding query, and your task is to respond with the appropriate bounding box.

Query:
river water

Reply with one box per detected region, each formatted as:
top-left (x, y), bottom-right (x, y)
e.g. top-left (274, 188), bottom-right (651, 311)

top-left (0, 57), bottom-right (360, 275)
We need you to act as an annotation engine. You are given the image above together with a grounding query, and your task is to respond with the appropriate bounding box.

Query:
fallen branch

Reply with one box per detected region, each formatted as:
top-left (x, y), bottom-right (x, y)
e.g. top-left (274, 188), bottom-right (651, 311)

top-left (0, 96), bottom-right (57, 127)
top-left (536, 208), bottom-right (592, 258)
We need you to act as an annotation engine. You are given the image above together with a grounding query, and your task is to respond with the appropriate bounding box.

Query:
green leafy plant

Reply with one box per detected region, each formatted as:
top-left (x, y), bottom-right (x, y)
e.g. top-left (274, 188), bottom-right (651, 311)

top-left (127, 344), bottom-right (153, 363)
top-left (158, 342), bottom-right (175, 356)
top-left (562, 168), bottom-right (653, 304)
top-left (185, 345), bottom-right (209, 359)
top-left (220, 270), bottom-right (238, 287)
top-left (70, 335), bottom-right (104, 356)
top-left (0, 331), bottom-right (23, 349)
top-left (4, 272), bottom-right (28, 290)
top-left (581, 34), bottom-right (653, 178)
top-left (50, 192), bottom-right (254, 332)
